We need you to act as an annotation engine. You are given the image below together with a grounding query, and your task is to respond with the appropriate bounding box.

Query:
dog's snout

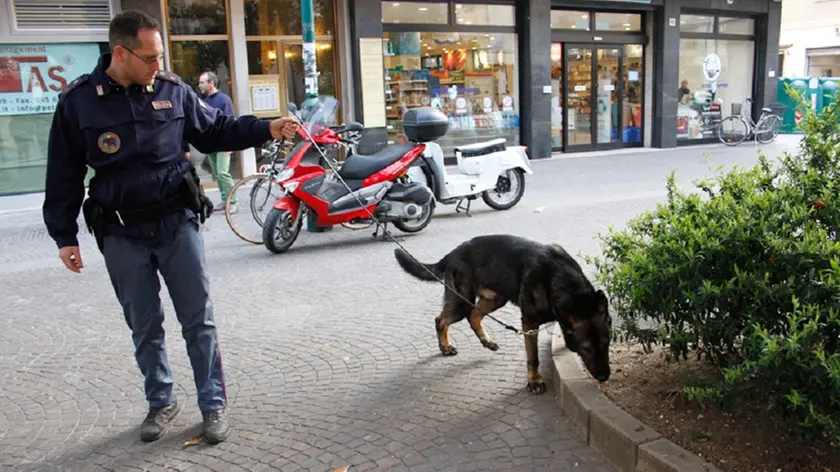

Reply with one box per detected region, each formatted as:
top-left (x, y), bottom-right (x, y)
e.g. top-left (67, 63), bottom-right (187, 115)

top-left (594, 370), bottom-right (611, 382)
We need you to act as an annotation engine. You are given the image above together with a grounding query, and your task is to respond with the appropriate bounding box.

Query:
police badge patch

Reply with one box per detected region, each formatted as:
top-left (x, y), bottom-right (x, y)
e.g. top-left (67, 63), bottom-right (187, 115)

top-left (98, 132), bottom-right (121, 154)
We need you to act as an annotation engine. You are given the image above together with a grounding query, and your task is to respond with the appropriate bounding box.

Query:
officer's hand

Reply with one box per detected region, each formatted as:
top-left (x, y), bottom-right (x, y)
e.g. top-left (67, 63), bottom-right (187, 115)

top-left (270, 117), bottom-right (299, 140)
top-left (59, 246), bottom-right (83, 273)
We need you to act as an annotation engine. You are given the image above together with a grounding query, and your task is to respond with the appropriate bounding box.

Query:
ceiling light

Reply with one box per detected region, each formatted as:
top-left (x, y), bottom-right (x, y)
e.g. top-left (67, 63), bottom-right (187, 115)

top-left (418, 7), bottom-right (428, 11)
top-left (623, 23), bottom-right (631, 27)
top-left (392, 2), bottom-right (399, 5)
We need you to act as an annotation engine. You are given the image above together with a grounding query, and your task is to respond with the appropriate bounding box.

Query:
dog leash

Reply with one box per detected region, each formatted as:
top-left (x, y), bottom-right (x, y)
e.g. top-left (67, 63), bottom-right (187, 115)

top-left (291, 122), bottom-right (540, 339)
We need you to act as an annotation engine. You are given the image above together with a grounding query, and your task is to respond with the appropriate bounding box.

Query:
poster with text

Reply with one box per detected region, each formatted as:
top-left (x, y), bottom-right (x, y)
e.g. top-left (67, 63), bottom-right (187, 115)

top-left (0, 43), bottom-right (101, 116)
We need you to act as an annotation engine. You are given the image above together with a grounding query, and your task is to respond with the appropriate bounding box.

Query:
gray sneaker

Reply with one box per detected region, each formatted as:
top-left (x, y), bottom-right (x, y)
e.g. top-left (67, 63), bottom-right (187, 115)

top-left (140, 400), bottom-right (183, 442)
top-left (202, 408), bottom-right (230, 444)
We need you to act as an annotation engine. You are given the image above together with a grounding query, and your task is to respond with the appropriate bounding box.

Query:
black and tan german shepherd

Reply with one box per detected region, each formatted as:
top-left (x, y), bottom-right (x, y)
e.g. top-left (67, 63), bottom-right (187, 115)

top-left (394, 234), bottom-right (612, 394)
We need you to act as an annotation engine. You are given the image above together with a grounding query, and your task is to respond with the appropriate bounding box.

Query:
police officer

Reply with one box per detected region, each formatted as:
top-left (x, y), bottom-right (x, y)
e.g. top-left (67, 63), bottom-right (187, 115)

top-left (42, 10), bottom-right (297, 445)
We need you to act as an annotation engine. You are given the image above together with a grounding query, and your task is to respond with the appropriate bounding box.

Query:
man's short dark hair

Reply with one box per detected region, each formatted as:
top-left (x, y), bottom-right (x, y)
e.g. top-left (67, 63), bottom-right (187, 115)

top-left (202, 71), bottom-right (219, 87)
top-left (109, 10), bottom-right (161, 50)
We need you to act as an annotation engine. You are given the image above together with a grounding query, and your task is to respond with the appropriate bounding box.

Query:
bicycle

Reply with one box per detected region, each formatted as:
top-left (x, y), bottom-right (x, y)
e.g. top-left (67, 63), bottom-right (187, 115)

top-left (717, 98), bottom-right (786, 147)
top-left (224, 124), bottom-right (364, 244)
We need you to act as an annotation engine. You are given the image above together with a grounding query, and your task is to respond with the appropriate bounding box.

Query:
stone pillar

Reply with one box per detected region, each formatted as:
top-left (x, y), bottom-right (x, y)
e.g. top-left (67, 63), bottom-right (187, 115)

top-left (759, 0), bottom-right (782, 110)
top-left (348, 0), bottom-right (387, 155)
top-left (228, 0), bottom-right (257, 177)
top-left (651, 1), bottom-right (681, 148)
top-left (519, 0), bottom-right (552, 159)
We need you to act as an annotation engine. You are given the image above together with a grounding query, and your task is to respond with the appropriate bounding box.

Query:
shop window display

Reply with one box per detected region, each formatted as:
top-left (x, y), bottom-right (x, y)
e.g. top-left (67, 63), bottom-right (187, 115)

top-left (676, 38), bottom-right (755, 140)
top-left (382, 32), bottom-right (519, 157)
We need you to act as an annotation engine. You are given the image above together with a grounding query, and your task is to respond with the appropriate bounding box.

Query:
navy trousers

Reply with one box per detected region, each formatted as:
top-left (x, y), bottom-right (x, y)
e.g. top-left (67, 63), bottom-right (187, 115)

top-left (102, 217), bottom-right (226, 412)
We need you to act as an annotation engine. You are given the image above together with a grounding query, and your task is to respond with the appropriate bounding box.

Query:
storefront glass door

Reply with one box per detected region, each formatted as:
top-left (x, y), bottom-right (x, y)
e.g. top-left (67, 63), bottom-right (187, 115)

top-left (562, 43), bottom-right (644, 152)
top-left (596, 47), bottom-right (621, 146)
top-left (565, 46), bottom-right (594, 148)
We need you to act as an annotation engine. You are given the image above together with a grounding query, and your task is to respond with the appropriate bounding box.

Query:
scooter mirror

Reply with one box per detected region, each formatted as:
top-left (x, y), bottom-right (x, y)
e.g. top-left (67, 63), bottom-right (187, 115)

top-left (287, 102), bottom-right (298, 114)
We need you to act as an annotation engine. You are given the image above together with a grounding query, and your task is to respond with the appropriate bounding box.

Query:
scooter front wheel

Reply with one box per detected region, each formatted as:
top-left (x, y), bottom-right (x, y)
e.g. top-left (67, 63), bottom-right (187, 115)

top-left (262, 208), bottom-right (302, 254)
top-left (482, 169), bottom-right (525, 211)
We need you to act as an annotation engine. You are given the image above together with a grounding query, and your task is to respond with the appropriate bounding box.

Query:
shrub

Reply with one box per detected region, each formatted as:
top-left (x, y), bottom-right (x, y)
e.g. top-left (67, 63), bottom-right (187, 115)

top-left (586, 85), bottom-right (840, 444)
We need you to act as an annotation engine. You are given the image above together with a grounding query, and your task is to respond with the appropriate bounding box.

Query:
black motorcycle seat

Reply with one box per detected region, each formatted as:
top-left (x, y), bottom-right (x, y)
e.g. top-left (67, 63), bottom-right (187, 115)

top-left (338, 143), bottom-right (417, 180)
top-left (456, 138), bottom-right (507, 158)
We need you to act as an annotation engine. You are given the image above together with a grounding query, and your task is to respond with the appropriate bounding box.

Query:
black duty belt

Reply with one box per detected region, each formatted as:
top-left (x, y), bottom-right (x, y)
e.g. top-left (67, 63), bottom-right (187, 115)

top-left (102, 194), bottom-right (187, 227)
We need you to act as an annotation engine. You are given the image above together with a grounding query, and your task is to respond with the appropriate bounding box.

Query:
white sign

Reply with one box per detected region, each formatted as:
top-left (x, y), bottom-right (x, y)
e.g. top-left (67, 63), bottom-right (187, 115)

top-left (542, 85), bottom-right (552, 94)
top-left (455, 96), bottom-right (468, 114)
top-left (574, 85), bottom-right (587, 92)
top-left (603, 85), bottom-right (615, 91)
top-left (703, 53), bottom-right (722, 81)
top-left (483, 96), bottom-right (493, 113)
top-left (251, 85), bottom-right (279, 112)
top-left (0, 43), bottom-right (102, 116)
top-left (502, 95), bottom-right (514, 112)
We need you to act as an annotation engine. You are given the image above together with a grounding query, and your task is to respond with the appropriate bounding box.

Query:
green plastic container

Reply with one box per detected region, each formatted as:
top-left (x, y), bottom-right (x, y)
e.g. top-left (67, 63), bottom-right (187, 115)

top-left (818, 77), bottom-right (840, 114)
top-left (777, 77), bottom-right (810, 134)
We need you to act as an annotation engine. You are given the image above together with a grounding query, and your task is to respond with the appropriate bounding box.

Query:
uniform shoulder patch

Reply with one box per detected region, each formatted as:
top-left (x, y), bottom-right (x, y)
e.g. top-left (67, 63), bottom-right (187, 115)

top-left (156, 70), bottom-right (182, 84)
top-left (60, 74), bottom-right (91, 98)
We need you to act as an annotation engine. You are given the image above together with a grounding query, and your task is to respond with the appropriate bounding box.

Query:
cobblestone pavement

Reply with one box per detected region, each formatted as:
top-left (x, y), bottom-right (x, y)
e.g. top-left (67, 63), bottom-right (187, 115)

top-left (0, 139), bottom-right (800, 471)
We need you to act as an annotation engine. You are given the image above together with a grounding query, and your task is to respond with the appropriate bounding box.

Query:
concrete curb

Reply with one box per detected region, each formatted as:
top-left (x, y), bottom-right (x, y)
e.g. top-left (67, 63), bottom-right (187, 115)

top-left (549, 327), bottom-right (722, 472)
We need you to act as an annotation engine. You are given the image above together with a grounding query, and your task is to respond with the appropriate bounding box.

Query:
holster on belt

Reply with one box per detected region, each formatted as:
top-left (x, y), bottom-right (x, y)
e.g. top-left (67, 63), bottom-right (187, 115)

top-left (180, 163), bottom-right (214, 223)
top-left (82, 198), bottom-right (106, 254)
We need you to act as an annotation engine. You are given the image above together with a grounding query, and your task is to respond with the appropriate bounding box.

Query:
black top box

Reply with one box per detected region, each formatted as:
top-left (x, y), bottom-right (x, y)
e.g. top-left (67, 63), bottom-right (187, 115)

top-left (402, 107), bottom-right (449, 143)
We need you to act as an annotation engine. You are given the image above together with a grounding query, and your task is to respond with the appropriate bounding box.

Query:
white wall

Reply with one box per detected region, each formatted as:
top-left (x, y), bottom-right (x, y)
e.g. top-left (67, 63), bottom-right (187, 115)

top-left (779, 0), bottom-right (840, 76)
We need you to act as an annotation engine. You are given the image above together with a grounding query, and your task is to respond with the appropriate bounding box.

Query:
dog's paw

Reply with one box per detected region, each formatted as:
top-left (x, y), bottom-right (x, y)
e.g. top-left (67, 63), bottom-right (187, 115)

top-left (439, 345), bottom-right (458, 356)
top-left (481, 340), bottom-right (500, 351)
top-left (526, 379), bottom-right (547, 394)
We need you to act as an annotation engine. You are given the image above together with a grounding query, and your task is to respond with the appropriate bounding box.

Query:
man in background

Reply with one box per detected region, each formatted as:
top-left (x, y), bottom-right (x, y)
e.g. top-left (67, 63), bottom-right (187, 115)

top-left (198, 71), bottom-right (237, 212)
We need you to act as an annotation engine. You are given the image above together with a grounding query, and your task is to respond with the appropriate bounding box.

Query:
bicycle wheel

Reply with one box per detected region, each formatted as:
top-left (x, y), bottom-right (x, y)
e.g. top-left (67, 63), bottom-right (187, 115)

top-left (225, 173), bottom-right (285, 245)
top-left (755, 114), bottom-right (782, 144)
top-left (718, 116), bottom-right (749, 146)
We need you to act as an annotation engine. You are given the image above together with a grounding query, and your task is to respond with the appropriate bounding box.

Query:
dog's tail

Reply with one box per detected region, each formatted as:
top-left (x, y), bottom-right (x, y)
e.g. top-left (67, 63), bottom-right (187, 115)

top-left (394, 248), bottom-right (445, 282)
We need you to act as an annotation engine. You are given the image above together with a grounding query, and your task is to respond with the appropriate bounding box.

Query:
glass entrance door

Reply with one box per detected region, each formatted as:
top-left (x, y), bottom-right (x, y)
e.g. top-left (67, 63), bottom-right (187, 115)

top-left (562, 44), bottom-right (644, 152)
top-left (565, 46), bottom-right (594, 149)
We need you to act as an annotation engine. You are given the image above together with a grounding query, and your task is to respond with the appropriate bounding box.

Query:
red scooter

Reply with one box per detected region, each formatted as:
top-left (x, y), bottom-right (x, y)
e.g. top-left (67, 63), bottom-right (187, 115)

top-left (262, 96), bottom-right (447, 254)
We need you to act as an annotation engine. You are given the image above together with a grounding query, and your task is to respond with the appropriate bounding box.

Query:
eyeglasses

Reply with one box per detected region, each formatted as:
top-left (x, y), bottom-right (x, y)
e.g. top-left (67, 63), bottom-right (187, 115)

top-left (123, 46), bottom-right (163, 65)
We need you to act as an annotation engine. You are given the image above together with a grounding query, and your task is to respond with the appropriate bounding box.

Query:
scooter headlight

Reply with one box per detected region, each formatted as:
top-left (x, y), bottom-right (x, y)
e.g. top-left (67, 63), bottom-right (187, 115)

top-left (276, 167), bottom-right (295, 182)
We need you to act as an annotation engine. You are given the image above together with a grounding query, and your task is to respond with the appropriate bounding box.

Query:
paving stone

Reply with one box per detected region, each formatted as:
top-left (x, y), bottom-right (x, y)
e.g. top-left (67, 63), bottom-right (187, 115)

top-left (0, 140), bottom-right (799, 470)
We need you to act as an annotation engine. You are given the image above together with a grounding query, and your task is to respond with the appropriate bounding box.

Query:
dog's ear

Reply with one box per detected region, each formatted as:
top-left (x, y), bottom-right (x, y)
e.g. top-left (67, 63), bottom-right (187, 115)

top-left (595, 289), bottom-right (609, 315)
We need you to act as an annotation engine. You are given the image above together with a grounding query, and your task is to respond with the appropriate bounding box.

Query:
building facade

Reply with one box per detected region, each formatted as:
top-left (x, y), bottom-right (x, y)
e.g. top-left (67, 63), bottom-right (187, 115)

top-left (0, 0), bottom-right (782, 196)
top-left (778, 0), bottom-right (840, 78)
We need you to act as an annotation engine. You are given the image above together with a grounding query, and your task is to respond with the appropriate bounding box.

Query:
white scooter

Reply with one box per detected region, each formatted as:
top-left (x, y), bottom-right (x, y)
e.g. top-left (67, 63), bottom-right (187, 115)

top-left (405, 135), bottom-right (533, 215)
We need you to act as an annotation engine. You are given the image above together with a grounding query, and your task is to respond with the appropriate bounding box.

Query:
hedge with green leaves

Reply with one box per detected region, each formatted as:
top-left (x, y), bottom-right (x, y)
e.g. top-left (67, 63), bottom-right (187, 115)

top-left (585, 85), bottom-right (840, 444)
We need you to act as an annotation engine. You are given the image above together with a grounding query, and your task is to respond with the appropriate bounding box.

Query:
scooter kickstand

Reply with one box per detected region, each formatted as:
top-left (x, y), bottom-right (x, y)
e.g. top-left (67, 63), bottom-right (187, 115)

top-left (373, 221), bottom-right (390, 240)
top-left (455, 198), bottom-right (473, 217)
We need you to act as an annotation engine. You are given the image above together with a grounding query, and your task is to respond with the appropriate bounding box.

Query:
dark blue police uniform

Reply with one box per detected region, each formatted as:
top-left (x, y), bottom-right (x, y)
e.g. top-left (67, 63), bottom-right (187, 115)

top-left (43, 53), bottom-right (273, 414)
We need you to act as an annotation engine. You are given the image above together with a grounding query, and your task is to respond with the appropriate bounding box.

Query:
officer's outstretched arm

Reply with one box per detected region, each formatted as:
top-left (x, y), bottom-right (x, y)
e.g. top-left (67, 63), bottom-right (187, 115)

top-left (43, 99), bottom-right (88, 249)
top-left (182, 84), bottom-right (272, 154)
